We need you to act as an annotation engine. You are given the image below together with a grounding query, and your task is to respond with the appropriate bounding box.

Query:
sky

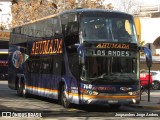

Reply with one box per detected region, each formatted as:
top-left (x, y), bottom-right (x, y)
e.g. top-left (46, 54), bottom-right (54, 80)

top-left (0, 2), bottom-right (11, 27)
top-left (104, 0), bottom-right (160, 5)
top-left (138, 0), bottom-right (160, 5)
top-left (0, 2), bottom-right (11, 13)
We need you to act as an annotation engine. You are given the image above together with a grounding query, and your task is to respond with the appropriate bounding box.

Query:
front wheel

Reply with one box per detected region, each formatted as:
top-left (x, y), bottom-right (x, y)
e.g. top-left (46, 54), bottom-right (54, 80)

top-left (152, 81), bottom-right (160, 90)
top-left (17, 79), bottom-right (23, 96)
top-left (60, 85), bottom-right (71, 108)
top-left (17, 78), bottom-right (28, 97)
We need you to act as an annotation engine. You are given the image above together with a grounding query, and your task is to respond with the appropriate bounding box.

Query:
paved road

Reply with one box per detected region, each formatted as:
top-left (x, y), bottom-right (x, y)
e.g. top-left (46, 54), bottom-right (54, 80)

top-left (0, 80), bottom-right (160, 120)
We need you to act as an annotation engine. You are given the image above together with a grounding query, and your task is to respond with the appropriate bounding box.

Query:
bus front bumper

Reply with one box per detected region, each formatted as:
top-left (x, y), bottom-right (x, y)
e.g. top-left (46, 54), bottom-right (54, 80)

top-left (80, 95), bottom-right (140, 105)
top-left (84, 98), bottom-right (140, 105)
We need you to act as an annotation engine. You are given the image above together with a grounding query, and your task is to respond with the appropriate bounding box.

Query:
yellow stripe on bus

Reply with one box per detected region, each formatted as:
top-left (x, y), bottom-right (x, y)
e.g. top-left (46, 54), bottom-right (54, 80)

top-left (26, 86), bottom-right (58, 93)
top-left (69, 93), bottom-right (139, 99)
top-left (0, 52), bottom-right (8, 54)
top-left (26, 86), bottom-right (138, 99)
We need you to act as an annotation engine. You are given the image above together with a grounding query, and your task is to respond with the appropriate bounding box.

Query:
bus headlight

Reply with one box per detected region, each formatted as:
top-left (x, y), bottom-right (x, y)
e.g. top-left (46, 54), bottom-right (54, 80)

top-left (128, 91), bottom-right (139, 96)
top-left (92, 91), bottom-right (99, 95)
top-left (132, 99), bottom-right (136, 103)
top-left (86, 90), bottom-right (99, 95)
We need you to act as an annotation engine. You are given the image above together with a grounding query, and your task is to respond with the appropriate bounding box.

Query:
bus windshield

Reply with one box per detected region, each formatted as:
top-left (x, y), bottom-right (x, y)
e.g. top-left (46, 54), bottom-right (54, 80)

top-left (83, 56), bottom-right (138, 81)
top-left (80, 14), bottom-right (137, 43)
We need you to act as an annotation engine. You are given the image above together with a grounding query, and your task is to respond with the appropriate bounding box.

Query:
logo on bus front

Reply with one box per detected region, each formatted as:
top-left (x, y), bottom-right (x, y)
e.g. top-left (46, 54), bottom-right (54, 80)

top-left (12, 50), bottom-right (23, 68)
top-left (96, 43), bottom-right (130, 49)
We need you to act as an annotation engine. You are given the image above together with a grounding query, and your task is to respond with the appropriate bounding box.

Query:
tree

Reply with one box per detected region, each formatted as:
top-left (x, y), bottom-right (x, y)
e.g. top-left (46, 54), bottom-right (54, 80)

top-left (114, 0), bottom-right (141, 14)
top-left (11, 0), bottom-right (113, 28)
top-left (0, 24), bottom-right (6, 30)
top-left (11, 0), bottom-right (59, 27)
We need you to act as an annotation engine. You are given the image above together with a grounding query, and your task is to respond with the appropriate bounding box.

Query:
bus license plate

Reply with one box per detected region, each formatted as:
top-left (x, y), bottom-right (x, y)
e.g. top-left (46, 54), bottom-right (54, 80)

top-left (108, 100), bottom-right (118, 103)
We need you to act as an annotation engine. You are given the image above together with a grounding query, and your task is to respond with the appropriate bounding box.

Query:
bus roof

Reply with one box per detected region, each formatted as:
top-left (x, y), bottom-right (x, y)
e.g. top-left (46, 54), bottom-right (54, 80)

top-left (11, 13), bottom-right (58, 29)
top-left (60, 8), bottom-right (132, 16)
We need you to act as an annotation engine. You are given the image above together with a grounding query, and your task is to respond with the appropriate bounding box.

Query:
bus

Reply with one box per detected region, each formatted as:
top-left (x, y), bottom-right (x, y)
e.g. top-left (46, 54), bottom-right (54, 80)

top-left (8, 9), bottom-right (152, 108)
top-left (0, 41), bottom-right (8, 80)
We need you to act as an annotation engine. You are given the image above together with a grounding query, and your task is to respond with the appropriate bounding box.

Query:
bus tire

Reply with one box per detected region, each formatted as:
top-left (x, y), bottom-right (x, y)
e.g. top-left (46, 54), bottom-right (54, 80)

top-left (17, 78), bottom-right (28, 98)
top-left (22, 81), bottom-right (28, 98)
top-left (17, 78), bottom-right (23, 96)
top-left (60, 85), bottom-right (71, 108)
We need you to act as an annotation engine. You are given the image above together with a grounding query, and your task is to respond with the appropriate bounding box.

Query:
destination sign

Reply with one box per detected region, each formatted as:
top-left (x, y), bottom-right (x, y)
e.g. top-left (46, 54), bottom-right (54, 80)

top-left (89, 49), bottom-right (130, 57)
top-left (96, 43), bottom-right (130, 49)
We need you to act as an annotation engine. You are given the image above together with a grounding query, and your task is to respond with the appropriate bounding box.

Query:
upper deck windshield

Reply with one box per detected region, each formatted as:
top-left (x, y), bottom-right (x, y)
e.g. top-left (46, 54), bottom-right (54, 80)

top-left (80, 12), bottom-right (137, 43)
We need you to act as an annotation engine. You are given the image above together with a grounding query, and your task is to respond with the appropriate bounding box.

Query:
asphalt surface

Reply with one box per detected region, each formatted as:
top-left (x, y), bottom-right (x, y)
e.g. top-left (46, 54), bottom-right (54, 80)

top-left (128, 89), bottom-right (160, 110)
top-left (0, 80), bottom-right (160, 120)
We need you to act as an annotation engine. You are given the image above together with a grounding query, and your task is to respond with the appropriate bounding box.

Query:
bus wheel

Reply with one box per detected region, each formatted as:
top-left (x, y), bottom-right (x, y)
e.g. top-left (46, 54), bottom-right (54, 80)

top-left (60, 85), bottom-right (71, 108)
top-left (17, 79), bottom-right (28, 97)
top-left (22, 82), bottom-right (28, 98)
top-left (17, 79), bottom-right (23, 96)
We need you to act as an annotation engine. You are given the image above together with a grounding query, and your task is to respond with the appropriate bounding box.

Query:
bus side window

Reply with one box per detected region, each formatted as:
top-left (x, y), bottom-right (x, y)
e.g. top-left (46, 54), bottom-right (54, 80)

top-left (53, 17), bottom-right (61, 35)
top-left (61, 13), bottom-right (79, 53)
top-left (41, 58), bottom-right (52, 74)
top-left (35, 21), bottom-right (45, 38)
top-left (27, 23), bottom-right (35, 37)
top-left (67, 22), bottom-right (78, 35)
top-left (45, 19), bottom-right (53, 37)
top-left (66, 22), bottom-right (78, 41)
top-left (45, 17), bottom-right (61, 37)
top-left (14, 27), bottom-right (21, 34)
top-left (30, 60), bottom-right (40, 73)
top-left (62, 24), bottom-right (67, 36)
top-left (65, 22), bottom-right (79, 53)
top-left (35, 60), bottom-right (40, 73)
top-left (30, 60), bottom-right (34, 73)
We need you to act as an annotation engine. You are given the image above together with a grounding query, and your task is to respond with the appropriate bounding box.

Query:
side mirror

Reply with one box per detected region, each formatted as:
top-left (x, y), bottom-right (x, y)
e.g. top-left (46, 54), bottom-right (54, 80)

top-left (140, 46), bottom-right (152, 68)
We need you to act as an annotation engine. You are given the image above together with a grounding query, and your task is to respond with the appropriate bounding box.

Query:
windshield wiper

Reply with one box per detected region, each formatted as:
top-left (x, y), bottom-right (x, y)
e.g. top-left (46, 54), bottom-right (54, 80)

top-left (88, 73), bottom-right (111, 81)
top-left (97, 73), bottom-right (106, 78)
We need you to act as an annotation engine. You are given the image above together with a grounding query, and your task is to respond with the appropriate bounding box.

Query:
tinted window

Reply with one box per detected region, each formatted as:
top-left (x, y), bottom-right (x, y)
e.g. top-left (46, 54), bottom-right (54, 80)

top-left (80, 13), bottom-right (137, 43)
top-left (61, 13), bottom-right (79, 53)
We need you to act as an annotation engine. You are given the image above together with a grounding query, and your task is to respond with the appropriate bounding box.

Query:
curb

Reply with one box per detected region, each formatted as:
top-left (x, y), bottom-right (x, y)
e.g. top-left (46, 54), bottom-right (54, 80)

top-left (126, 103), bottom-right (160, 110)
